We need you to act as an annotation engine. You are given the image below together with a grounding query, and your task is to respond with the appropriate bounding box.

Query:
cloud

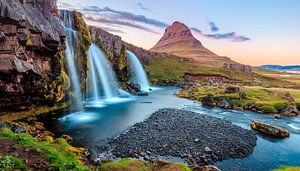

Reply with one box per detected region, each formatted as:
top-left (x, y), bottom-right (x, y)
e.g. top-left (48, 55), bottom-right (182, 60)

top-left (208, 22), bottom-right (219, 32)
top-left (58, 2), bottom-right (250, 42)
top-left (190, 27), bottom-right (202, 34)
top-left (136, 3), bottom-right (151, 12)
top-left (81, 6), bottom-right (168, 28)
top-left (202, 32), bottom-right (250, 42)
top-left (84, 15), bottom-right (161, 34)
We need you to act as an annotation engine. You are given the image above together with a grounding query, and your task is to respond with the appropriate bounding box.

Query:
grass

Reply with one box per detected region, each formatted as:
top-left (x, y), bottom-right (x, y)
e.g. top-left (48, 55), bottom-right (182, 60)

top-left (145, 57), bottom-right (300, 89)
top-left (99, 158), bottom-right (191, 171)
top-left (185, 86), bottom-right (300, 114)
top-left (0, 128), bottom-right (91, 171)
top-left (273, 166), bottom-right (300, 171)
top-left (99, 158), bottom-right (151, 171)
top-left (0, 155), bottom-right (28, 171)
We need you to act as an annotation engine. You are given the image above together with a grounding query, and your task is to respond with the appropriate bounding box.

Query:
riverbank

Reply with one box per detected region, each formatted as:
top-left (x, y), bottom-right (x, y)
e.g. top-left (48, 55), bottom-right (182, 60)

top-left (97, 108), bottom-right (257, 166)
top-left (178, 86), bottom-right (300, 116)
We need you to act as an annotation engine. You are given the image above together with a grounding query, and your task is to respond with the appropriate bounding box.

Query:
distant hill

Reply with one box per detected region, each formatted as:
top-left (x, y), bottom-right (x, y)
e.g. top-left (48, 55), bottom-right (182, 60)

top-left (150, 21), bottom-right (237, 67)
top-left (258, 65), bottom-right (300, 71)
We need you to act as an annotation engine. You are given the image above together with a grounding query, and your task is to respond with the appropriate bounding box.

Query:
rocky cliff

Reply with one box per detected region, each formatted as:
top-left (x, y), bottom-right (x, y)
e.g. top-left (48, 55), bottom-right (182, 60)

top-left (150, 21), bottom-right (237, 67)
top-left (0, 0), bottom-right (66, 111)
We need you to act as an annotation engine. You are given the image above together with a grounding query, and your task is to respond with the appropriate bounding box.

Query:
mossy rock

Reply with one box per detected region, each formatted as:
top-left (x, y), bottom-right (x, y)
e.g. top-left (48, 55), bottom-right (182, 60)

top-left (273, 166), bottom-right (300, 171)
top-left (261, 105), bottom-right (278, 114)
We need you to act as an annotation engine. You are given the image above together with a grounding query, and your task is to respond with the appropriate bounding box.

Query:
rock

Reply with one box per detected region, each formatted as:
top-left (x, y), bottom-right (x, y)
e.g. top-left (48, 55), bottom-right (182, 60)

top-left (0, 30), bottom-right (5, 41)
top-left (201, 94), bottom-right (215, 106)
top-left (137, 92), bottom-right (149, 96)
top-left (223, 63), bottom-right (252, 73)
top-left (273, 114), bottom-right (281, 119)
top-left (251, 121), bottom-right (290, 138)
top-left (60, 134), bottom-right (73, 143)
top-left (0, 0), bottom-right (66, 109)
top-left (204, 147), bottom-right (212, 153)
top-left (225, 87), bottom-right (240, 94)
top-left (281, 104), bottom-right (298, 116)
top-left (97, 108), bottom-right (257, 166)
top-left (217, 98), bottom-right (231, 109)
top-left (128, 82), bottom-right (141, 93)
top-left (194, 165), bottom-right (221, 171)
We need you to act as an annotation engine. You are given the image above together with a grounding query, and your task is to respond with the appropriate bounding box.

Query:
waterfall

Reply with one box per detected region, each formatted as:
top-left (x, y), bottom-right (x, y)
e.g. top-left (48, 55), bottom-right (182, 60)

top-left (87, 43), bottom-right (119, 100)
top-left (59, 10), bottom-right (83, 109)
top-left (126, 50), bottom-right (151, 92)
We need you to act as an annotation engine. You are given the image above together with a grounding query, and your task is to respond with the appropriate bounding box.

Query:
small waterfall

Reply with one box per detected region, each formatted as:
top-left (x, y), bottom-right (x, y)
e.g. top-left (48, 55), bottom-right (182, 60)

top-left (60, 10), bottom-right (83, 109)
top-left (126, 50), bottom-right (151, 92)
top-left (87, 43), bottom-right (119, 100)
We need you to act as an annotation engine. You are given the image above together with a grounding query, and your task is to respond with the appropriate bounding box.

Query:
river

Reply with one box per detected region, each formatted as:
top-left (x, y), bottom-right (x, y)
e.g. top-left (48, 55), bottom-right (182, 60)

top-left (40, 87), bottom-right (300, 171)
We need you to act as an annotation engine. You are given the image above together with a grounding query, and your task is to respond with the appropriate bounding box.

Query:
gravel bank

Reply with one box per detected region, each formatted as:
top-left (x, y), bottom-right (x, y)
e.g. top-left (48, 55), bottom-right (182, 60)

top-left (97, 108), bottom-right (257, 166)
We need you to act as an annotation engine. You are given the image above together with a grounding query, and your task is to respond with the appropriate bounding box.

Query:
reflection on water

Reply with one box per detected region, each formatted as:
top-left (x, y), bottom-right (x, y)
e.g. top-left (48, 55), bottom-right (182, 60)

top-left (43, 87), bottom-right (300, 171)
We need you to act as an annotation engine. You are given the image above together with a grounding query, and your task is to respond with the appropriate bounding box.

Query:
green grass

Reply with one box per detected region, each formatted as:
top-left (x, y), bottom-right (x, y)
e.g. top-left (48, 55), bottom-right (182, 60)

top-left (98, 158), bottom-right (191, 171)
top-left (0, 155), bottom-right (28, 171)
top-left (99, 158), bottom-right (151, 171)
top-left (145, 57), bottom-right (300, 89)
top-left (273, 166), bottom-right (300, 171)
top-left (184, 86), bottom-right (300, 114)
top-left (0, 128), bottom-right (90, 171)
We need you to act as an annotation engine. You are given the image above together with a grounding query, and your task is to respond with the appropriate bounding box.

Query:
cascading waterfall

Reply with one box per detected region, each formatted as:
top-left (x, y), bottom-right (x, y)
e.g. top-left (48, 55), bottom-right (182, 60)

top-left (59, 10), bottom-right (83, 109)
top-left (87, 43), bottom-right (119, 100)
top-left (126, 50), bottom-right (151, 92)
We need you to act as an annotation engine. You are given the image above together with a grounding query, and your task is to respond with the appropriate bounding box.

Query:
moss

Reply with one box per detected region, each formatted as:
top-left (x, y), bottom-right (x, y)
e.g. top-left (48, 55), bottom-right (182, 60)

top-left (0, 103), bottom-right (68, 122)
top-left (0, 128), bottom-right (91, 171)
top-left (99, 158), bottom-right (151, 171)
top-left (273, 103), bottom-right (288, 111)
top-left (261, 105), bottom-right (278, 114)
top-left (0, 155), bottom-right (28, 171)
top-left (99, 159), bottom-right (191, 171)
top-left (181, 86), bottom-right (300, 114)
top-left (73, 11), bottom-right (92, 96)
top-left (273, 166), bottom-right (300, 171)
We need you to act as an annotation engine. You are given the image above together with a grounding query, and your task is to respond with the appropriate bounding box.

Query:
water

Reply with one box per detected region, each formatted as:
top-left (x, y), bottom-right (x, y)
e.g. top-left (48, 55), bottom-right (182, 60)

top-left (60, 10), bottom-right (83, 109)
top-left (41, 87), bottom-right (300, 170)
top-left (87, 44), bottom-right (119, 100)
top-left (126, 50), bottom-right (151, 92)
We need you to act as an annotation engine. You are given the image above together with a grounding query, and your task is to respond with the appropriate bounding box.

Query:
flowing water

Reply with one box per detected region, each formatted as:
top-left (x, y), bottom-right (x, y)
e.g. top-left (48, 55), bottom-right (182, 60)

top-left (60, 10), bottom-right (83, 109)
top-left (87, 44), bottom-right (119, 100)
top-left (126, 50), bottom-right (151, 92)
top-left (40, 87), bottom-right (300, 171)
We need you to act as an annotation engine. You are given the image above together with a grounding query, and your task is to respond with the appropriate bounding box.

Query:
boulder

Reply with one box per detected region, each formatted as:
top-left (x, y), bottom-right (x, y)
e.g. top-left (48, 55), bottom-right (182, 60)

top-left (225, 86), bottom-right (240, 94)
top-left (217, 98), bottom-right (231, 109)
top-left (251, 121), bottom-right (290, 138)
top-left (201, 94), bottom-right (215, 106)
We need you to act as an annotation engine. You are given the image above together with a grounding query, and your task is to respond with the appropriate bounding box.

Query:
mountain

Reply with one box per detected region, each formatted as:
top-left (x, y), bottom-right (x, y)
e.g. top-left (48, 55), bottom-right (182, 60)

top-left (258, 65), bottom-right (300, 71)
top-left (150, 21), bottom-right (236, 66)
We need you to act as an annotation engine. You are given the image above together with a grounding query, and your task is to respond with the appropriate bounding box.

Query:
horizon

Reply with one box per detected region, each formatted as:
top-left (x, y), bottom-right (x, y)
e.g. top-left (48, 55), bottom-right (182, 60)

top-left (58, 0), bottom-right (300, 66)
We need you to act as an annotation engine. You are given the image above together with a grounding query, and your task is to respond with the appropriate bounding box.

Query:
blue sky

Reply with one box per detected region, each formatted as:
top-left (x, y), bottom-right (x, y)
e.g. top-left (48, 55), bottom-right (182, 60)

top-left (58, 0), bottom-right (300, 65)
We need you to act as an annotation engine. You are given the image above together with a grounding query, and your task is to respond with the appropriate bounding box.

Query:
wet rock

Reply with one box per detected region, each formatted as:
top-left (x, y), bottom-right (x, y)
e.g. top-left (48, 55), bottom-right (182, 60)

top-left (194, 165), bottom-right (221, 171)
top-left (251, 121), bottom-right (290, 138)
top-left (273, 114), bottom-right (281, 119)
top-left (0, 30), bottom-right (5, 41)
top-left (201, 94), bottom-right (215, 106)
top-left (217, 98), bottom-right (231, 109)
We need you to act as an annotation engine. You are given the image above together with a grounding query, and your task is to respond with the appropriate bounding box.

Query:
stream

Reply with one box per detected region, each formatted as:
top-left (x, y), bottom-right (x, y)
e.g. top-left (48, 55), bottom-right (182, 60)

top-left (41, 87), bottom-right (300, 171)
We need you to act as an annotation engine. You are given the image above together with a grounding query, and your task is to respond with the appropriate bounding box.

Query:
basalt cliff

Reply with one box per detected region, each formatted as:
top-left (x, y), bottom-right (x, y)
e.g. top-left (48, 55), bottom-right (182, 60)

top-left (0, 0), bottom-right (66, 111)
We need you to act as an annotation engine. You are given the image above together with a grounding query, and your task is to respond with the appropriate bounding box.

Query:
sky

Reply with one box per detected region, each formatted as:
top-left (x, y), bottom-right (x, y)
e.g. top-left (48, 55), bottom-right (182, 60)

top-left (58, 0), bottom-right (300, 66)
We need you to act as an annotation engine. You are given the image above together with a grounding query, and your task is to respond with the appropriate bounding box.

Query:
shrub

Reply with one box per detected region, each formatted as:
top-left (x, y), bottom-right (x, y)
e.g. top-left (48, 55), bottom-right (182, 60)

top-left (0, 156), bottom-right (28, 171)
top-left (262, 105), bottom-right (278, 114)
top-left (273, 103), bottom-right (288, 111)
